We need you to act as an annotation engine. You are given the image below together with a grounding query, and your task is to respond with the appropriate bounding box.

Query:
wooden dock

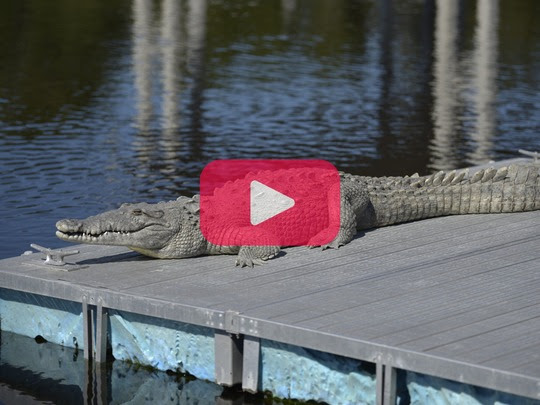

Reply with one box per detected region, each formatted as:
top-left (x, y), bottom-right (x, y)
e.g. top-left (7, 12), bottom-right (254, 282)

top-left (1, 206), bottom-right (539, 403)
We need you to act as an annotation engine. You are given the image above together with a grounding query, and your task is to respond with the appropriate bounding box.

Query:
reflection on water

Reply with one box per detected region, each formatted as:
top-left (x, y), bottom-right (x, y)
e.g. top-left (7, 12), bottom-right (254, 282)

top-left (133, 0), bottom-right (154, 133)
top-left (0, 331), bottom-right (262, 404)
top-left (431, 0), bottom-right (500, 169)
top-left (431, 0), bottom-right (460, 169)
top-left (0, 0), bottom-right (537, 262)
top-left (0, 0), bottom-right (539, 401)
top-left (132, 0), bottom-right (207, 165)
top-left (471, 0), bottom-right (498, 164)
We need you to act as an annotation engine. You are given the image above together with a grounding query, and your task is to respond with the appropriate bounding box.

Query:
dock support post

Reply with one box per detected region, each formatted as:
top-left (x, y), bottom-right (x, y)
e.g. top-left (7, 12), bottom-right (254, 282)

top-left (214, 330), bottom-right (243, 386)
top-left (376, 363), bottom-right (397, 405)
top-left (376, 363), bottom-right (384, 405)
top-left (82, 295), bottom-right (93, 361)
top-left (242, 335), bottom-right (260, 393)
top-left (95, 361), bottom-right (108, 405)
top-left (384, 365), bottom-right (397, 405)
top-left (82, 295), bottom-right (109, 363)
top-left (82, 296), bottom-right (109, 404)
top-left (95, 298), bottom-right (108, 363)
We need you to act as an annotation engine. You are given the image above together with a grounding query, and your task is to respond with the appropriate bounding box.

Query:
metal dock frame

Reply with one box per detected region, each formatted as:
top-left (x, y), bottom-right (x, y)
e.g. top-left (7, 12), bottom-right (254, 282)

top-left (78, 296), bottom-right (398, 404)
top-left (75, 292), bottom-right (540, 403)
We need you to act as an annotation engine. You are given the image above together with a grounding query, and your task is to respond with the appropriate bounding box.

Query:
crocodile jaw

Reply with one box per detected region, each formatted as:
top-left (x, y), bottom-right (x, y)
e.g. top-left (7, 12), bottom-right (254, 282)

top-left (55, 217), bottom-right (171, 250)
top-left (56, 227), bottom-right (143, 245)
top-left (56, 226), bottom-right (168, 258)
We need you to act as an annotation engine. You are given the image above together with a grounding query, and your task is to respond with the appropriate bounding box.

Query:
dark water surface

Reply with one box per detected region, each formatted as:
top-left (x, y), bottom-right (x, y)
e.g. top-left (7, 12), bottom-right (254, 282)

top-left (0, 331), bottom-right (263, 404)
top-left (0, 0), bottom-right (539, 403)
top-left (1, 0), bottom-right (539, 259)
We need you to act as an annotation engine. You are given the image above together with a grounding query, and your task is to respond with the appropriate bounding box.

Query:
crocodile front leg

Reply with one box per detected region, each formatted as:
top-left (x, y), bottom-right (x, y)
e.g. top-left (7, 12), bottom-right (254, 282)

top-left (236, 245), bottom-right (281, 267)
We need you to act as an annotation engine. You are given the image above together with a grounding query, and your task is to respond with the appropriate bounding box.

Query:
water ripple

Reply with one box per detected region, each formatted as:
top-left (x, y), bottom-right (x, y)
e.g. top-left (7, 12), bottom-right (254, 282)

top-left (0, 0), bottom-right (539, 258)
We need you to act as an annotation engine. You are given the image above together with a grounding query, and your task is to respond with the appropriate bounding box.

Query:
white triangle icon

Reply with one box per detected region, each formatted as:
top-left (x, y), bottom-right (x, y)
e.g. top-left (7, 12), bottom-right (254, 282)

top-left (250, 180), bottom-right (295, 225)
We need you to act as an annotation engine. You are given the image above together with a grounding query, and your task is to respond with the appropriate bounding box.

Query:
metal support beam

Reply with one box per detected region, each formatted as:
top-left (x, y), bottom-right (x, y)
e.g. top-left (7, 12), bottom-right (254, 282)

top-left (384, 365), bottom-right (397, 405)
top-left (82, 295), bottom-right (109, 404)
top-left (82, 295), bottom-right (93, 361)
top-left (82, 295), bottom-right (108, 363)
top-left (95, 362), bottom-right (108, 405)
top-left (84, 358), bottom-right (92, 405)
top-left (95, 298), bottom-right (108, 363)
top-left (84, 357), bottom-right (109, 404)
top-left (214, 330), bottom-right (243, 386)
top-left (376, 363), bottom-right (397, 405)
top-left (242, 335), bottom-right (260, 393)
top-left (376, 362), bottom-right (384, 405)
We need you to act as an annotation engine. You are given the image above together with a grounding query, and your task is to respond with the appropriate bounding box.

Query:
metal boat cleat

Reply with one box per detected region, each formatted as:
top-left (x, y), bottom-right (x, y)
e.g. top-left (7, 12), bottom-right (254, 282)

top-left (518, 149), bottom-right (539, 162)
top-left (30, 244), bottom-right (80, 268)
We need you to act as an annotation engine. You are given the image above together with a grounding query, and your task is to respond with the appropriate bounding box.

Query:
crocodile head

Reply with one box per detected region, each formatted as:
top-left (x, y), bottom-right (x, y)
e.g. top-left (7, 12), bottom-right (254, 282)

top-left (56, 196), bottom-right (207, 258)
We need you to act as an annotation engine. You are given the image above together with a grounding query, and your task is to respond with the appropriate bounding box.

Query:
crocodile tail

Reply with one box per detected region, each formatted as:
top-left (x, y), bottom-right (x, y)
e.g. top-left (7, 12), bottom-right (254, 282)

top-left (457, 164), bottom-right (539, 214)
top-left (368, 164), bottom-right (540, 227)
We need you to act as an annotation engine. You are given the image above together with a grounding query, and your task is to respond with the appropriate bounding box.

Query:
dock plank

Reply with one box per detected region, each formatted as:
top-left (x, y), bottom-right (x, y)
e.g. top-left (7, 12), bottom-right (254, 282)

top-left (244, 241), bottom-right (539, 326)
top-left (480, 343), bottom-right (540, 369)
top-left (394, 305), bottom-right (540, 352)
top-left (208, 229), bottom-right (538, 325)
top-left (440, 325), bottom-right (540, 364)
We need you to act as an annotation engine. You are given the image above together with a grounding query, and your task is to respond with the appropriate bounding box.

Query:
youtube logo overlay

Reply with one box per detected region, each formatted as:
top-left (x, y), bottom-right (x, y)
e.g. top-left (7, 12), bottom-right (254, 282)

top-left (200, 160), bottom-right (341, 246)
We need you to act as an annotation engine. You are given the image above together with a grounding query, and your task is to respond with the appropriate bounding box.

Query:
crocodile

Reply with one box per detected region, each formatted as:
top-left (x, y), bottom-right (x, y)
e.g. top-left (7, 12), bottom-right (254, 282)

top-left (56, 163), bottom-right (540, 267)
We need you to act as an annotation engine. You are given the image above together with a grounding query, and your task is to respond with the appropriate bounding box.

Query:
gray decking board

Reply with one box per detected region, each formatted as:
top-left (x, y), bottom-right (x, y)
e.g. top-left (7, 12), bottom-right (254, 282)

top-left (305, 278), bottom-right (538, 343)
top-left (213, 227), bottom-right (538, 326)
top-left (518, 360), bottom-right (540, 376)
top-left (1, 206), bottom-right (539, 398)
top-left (346, 260), bottom-right (539, 333)
top-left (396, 304), bottom-right (540, 352)
top-left (312, 262), bottom-right (539, 348)
top-left (481, 343), bottom-right (540, 370)
top-left (367, 287), bottom-right (540, 347)
top-left (241, 241), bottom-right (538, 325)
top-left (467, 335), bottom-right (540, 366)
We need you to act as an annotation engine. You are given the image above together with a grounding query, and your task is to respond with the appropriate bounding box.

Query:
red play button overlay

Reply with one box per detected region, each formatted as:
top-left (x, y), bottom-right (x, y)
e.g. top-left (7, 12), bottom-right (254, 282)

top-left (200, 160), bottom-right (340, 246)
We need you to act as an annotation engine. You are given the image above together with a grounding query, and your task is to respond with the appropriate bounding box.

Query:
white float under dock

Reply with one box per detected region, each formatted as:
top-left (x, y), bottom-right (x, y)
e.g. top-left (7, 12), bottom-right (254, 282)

top-left (1, 162), bottom-right (539, 404)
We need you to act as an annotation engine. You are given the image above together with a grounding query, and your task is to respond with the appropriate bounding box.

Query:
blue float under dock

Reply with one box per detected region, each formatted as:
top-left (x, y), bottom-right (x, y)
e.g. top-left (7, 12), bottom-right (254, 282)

top-left (1, 163), bottom-right (539, 404)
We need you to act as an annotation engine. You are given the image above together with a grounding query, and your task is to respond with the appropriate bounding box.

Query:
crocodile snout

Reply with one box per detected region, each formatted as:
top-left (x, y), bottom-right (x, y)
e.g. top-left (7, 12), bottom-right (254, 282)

top-left (56, 219), bottom-right (83, 233)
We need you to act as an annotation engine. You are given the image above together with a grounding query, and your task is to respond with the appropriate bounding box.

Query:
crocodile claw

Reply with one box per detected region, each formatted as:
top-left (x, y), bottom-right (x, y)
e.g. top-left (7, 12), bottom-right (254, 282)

top-left (235, 258), bottom-right (266, 268)
top-left (321, 240), bottom-right (345, 250)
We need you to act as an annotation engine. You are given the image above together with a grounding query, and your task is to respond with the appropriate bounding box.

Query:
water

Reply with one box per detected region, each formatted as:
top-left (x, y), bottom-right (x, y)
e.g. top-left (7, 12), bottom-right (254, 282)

top-left (1, 0), bottom-right (540, 259)
top-left (0, 0), bottom-right (539, 402)
top-left (0, 330), bottom-right (264, 404)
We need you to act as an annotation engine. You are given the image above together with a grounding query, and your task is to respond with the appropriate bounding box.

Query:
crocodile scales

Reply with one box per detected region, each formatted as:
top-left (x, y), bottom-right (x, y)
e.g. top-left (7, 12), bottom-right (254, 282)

top-left (56, 163), bottom-right (540, 267)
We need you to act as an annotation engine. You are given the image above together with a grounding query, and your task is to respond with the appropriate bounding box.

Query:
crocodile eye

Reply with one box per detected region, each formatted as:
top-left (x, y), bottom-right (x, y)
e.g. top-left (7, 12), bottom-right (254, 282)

top-left (149, 210), bottom-right (164, 218)
top-left (131, 208), bottom-right (143, 216)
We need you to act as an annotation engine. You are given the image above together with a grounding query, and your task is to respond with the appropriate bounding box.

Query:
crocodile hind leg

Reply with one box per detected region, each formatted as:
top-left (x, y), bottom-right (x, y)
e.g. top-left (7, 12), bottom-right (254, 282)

top-left (309, 181), bottom-right (369, 249)
top-left (320, 201), bottom-right (357, 249)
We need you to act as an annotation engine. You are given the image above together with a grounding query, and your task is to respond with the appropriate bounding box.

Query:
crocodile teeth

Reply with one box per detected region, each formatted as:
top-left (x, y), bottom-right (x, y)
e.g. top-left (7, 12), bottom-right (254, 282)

top-left (60, 230), bottom-right (133, 241)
